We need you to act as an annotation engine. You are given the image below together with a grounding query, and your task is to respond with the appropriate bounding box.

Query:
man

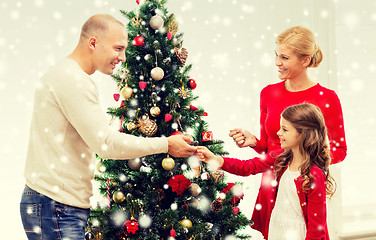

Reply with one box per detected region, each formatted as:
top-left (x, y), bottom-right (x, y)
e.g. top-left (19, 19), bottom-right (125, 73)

top-left (20, 14), bottom-right (196, 240)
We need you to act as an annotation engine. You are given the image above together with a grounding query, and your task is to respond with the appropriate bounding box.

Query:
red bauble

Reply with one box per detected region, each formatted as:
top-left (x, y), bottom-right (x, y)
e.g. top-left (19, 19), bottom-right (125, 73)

top-left (170, 131), bottom-right (183, 136)
top-left (139, 81), bottom-right (147, 90)
top-left (124, 219), bottom-right (139, 235)
top-left (167, 32), bottom-right (172, 40)
top-left (188, 79), bottom-right (197, 89)
top-left (133, 36), bottom-right (144, 46)
top-left (232, 206), bottom-right (240, 215)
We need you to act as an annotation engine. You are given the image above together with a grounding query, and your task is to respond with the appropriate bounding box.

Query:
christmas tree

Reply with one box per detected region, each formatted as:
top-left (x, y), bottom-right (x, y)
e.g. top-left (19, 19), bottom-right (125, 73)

top-left (86, 1), bottom-right (252, 239)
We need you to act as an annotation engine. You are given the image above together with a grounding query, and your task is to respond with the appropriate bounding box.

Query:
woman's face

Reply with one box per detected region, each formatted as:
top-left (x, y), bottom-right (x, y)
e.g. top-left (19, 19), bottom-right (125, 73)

top-left (275, 43), bottom-right (308, 80)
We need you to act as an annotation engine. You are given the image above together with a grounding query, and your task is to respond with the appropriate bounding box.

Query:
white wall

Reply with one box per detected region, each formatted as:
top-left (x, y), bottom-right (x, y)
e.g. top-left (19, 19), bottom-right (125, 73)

top-left (1, 0), bottom-right (375, 239)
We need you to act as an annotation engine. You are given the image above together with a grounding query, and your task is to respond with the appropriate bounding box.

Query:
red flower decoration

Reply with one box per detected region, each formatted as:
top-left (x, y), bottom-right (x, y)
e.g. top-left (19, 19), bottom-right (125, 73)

top-left (221, 183), bottom-right (244, 205)
top-left (167, 175), bottom-right (191, 196)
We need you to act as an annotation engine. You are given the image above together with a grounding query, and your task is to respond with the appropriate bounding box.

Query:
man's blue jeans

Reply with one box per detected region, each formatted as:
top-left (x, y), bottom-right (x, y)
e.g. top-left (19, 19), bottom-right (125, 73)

top-left (20, 186), bottom-right (90, 240)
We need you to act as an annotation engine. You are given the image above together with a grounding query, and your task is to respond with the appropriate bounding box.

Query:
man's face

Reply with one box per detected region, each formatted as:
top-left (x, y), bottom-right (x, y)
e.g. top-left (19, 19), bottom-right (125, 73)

top-left (94, 23), bottom-right (128, 75)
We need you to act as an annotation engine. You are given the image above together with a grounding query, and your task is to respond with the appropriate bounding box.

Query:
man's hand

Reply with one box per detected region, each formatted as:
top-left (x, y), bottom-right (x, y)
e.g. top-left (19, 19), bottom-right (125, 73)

top-left (167, 135), bottom-right (197, 158)
top-left (229, 128), bottom-right (257, 148)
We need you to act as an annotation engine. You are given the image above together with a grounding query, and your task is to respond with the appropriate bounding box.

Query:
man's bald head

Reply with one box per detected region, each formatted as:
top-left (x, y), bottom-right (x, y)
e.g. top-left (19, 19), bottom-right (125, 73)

top-left (80, 14), bottom-right (125, 42)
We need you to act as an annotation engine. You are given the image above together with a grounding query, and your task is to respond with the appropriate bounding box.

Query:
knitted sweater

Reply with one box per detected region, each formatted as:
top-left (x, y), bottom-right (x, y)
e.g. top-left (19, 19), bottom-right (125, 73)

top-left (24, 57), bottom-right (168, 208)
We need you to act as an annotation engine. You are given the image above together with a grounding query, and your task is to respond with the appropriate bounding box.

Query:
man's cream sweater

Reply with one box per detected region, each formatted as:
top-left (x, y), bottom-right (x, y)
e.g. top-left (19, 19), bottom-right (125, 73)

top-left (24, 58), bottom-right (168, 208)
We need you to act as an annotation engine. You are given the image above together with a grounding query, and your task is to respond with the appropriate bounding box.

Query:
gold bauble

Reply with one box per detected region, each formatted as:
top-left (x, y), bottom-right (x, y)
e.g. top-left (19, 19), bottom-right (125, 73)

top-left (113, 190), bottom-right (125, 203)
top-left (150, 106), bottom-right (161, 117)
top-left (126, 122), bottom-right (138, 131)
top-left (149, 15), bottom-right (164, 30)
top-left (189, 183), bottom-right (201, 197)
top-left (162, 157), bottom-right (175, 170)
top-left (180, 218), bottom-right (192, 228)
top-left (150, 67), bottom-right (164, 81)
top-left (120, 86), bottom-right (133, 99)
top-left (138, 117), bottom-right (157, 136)
top-left (96, 161), bottom-right (106, 173)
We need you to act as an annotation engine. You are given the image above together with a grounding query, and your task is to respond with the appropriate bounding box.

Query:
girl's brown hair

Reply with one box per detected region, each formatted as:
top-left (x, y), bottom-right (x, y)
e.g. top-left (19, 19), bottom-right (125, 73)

top-left (274, 103), bottom-right (336, 198)
top-left (277, 26), bottom-right (323, 68)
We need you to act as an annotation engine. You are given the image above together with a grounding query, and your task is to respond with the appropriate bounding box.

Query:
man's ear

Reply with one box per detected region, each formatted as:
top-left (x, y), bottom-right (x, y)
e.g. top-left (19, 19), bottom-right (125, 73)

top-left (88, 37), bottom-right (98, 50)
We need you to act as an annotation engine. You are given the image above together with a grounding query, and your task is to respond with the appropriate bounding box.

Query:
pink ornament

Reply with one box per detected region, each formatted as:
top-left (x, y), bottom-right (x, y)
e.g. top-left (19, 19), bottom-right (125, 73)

top-left (165, 114), bottom-right (173, 122)
top-left (133, 36), bottom-right (144, 46)
top-left (167, 32), bottom-right (172, 40)
top-left (170, 228), bottom-right (176, 238)
top-left (232, 206), bottom-right (240, 215)
top-left (139, 81), bottom-right (147, 90)
top-left (113, 93), bottom-right (120, 101)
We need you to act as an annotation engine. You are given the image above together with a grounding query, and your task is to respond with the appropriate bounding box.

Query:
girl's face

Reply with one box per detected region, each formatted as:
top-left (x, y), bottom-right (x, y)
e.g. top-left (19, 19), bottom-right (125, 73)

top-left (275, 43), bottom-right (309, 80)
top-left (277, 117), bottom-right (301, 151)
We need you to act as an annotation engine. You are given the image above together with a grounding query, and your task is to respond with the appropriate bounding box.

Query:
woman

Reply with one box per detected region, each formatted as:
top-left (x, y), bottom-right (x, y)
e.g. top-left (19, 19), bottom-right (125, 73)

top-left (230, 26), bottom-right (347, 238)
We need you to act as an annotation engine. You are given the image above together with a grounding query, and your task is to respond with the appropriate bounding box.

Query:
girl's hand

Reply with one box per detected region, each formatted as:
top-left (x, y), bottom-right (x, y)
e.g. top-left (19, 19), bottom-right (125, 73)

top-left (229, 128), bottom-right (257, 148)
top-left (196, 146), bottom-right (224, 169)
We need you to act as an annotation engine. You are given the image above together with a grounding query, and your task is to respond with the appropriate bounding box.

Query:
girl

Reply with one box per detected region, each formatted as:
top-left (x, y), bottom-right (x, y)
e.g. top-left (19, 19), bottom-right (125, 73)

top-left (197, 103), bottom-right (335, 240)
top-left (229, 26), bottom-right (346, 238)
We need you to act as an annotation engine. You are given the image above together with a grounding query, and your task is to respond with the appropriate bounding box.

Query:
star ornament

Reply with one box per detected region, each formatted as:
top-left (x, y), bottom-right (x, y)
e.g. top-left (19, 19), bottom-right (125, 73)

top-left (132, 15), bottom-right (142, 27)
top-left (178, 86), bottom-right (190, 99)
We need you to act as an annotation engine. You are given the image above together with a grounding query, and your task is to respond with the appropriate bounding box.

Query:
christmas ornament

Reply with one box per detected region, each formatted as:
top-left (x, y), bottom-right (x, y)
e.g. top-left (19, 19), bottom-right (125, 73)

top-left (128, 158), bottom-right (142, 170)
top-left (232, 206), bottom-right (240, 215)
top-left (188, 79), bottom-right (197, 89)
top-left (162, 156), bottom-right (175, 170)
top-left (96, 161), bottom-right (106, 173)
top-left (165, 113), bottom-right (173, 122)
top-left (138, 117), bottom-right (157, 136)
top-left (211, 199), bottom-right (223, 213)
top-left (126, 122), bottom-right (137, 131)
top-left (113, 190), bottom-right (125, 203)
top-left (132, 15), bottom-right (142, 27)
top-left (167, 175), bottom-right (191, 196)
top-left (178, 86), bottom-right (190, 99)
top-left (167, 15), bottom-right (178, 36)
top-left (202, 131), bottom-right (213, 141)
top-left (151, 67), bottom-right (164, 80)
top-left (124, 217), bottom-right (139, 235)
top-left (170, 228), bottom-right (176, 238)
top-left (180, 218), bottom-right (193, 228)
top-left (210, 170), bottom-right (224, 184)
top-left (85, 231), bottom-right (95, 240)
top-left (149, 15), bottom-right (164, 30)
top-left (174, 47), bottom-right (188, 64)
top-left (133, 36), bottom-right (144, 46)
top-left (156, 188), bottom-right (166, 201)
top-left (220, 183), bottom-right (244, 205)
top-left (136, 0), bottom-right (140, 4)
top-left (190, 105), bottom-right (198, 111)
top-left (150, 105), bottom-right (161, 117)
top-left (192, 164), bottom-right (201, 178)
top-left (139, 81), bottom-right (147, 90)
top-left (167, 32), bottom-right (172, 40)
top-left (170, 131), bottom-right (183, 135)
top-left (120, 86), bottom-right (133, 99)
top-left (113, 93), bottom-right (120, 101)
top-left (106, 179), bottom-right (115, 208)
top-left (189, 183), bottom-right (201, 197)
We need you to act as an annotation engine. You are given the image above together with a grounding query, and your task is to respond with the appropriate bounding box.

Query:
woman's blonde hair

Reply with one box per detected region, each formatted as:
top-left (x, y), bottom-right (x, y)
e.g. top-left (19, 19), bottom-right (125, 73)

top-left (274, 103), bottom-right (336, 198)
top-left (277, 26), bottom-right (323, 68)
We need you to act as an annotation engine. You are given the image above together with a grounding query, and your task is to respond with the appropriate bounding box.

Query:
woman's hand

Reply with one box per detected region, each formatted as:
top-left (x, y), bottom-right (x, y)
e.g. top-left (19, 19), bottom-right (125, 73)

top-left (229, 128), bottom-right (257, 148)
top-left (196, 146), bottom-right (224, 169)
